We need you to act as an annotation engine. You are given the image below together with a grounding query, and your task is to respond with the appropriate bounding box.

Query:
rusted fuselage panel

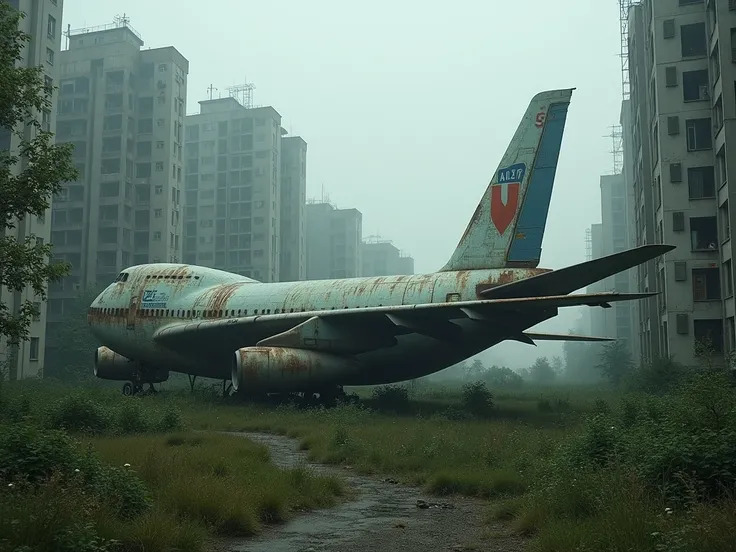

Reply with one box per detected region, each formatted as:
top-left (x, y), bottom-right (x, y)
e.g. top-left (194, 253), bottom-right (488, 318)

top-left (88, 263), bottom-right (554, 382)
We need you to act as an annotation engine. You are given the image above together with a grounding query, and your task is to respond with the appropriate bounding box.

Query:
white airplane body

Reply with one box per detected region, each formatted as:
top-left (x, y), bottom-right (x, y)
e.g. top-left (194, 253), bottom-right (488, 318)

top-left (88, 88), bottom-right (673, 399)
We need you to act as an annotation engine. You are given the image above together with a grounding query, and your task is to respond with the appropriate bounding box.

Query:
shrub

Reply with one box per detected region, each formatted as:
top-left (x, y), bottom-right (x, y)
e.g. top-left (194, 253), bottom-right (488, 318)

top-left (0, 424), bottom-right (80, 484)
top-left (461, 381), bottom-right (494, 417)
top-left (117, 401), bottom-right (150, 434)
top-left (371, 385), bottom-right (410, 413)
top-left (156, 404), bottom-right (184, 432)
top-left (46, 395), bottom-right (112, 434)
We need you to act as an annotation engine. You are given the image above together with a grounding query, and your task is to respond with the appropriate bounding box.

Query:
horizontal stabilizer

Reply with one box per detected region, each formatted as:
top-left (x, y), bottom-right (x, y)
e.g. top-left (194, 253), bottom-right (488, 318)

top-left (481, 244), bottom-right (675, 299)
top-left (524, 332), bottom-right (614, 342)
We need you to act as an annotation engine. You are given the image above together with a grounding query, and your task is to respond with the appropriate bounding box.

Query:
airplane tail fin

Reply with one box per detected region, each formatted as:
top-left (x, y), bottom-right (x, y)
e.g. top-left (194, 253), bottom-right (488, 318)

top-left (440, 88), bottom-right (574, 272)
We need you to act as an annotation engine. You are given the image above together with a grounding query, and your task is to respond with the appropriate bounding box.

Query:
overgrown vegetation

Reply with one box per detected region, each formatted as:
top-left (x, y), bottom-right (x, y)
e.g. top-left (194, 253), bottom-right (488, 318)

top-left (0, 386), bottom-right (344, 552)
top-left (3, 353), bottom-right (736, 551)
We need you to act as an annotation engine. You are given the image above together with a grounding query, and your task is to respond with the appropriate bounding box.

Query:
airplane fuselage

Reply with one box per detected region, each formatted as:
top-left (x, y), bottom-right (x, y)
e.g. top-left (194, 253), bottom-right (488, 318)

top-left (89, 263), bottom-right (556, 388)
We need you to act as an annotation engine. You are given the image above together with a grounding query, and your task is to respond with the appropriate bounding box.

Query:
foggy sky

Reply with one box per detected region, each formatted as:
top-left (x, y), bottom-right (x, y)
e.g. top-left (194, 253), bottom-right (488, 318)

top-left (60, 0), bottom-right (621, 369)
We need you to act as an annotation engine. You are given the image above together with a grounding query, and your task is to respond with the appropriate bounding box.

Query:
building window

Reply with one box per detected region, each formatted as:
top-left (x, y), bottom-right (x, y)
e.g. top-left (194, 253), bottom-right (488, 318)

top-left (692, 268), bottom-right (720, 301)
top-left (47, 15), bottom-right (56, 39)
top-left (155, 162), bottom-right (163, 171)
top-left (153, 231), bottom-right (161, 241)
top-left (688, 166), bottom-right (716, 199)
top-left (29, 337), bottom-right (40, 361)
top-left (686, 118), bottom-right (712, 151)
top-left (682, 70), bottom-right (709, 101)
top-left (154, 209), bottom-right (162, 218)
top-left (694, 319), bottom-right (724, 353)
top-left (45, 47), bottom-right (54, 65)
top-left (681, 22), bottom-right (707, 57)
top-left (690, 216), bottom-right (718, 250)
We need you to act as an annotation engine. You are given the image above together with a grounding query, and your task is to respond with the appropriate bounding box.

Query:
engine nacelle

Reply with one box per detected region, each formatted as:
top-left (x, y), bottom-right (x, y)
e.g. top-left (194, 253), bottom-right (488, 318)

top-left (94, 346), bottom-right (168, 383)
top-left (231, 346), bottom-right (361, 393)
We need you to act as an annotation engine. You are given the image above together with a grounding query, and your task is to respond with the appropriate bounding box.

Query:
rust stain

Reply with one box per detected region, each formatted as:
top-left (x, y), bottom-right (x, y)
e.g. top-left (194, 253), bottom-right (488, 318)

top-left (455, 270), bottom-right (471, 293)
top-left (474, 268), bottom-right (551, 297)
top-left (202, 282), bottom-right (245, 313)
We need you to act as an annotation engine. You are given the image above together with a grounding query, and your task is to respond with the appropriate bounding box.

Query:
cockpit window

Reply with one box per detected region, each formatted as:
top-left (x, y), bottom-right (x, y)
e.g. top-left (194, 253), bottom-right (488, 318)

top-left (114, 272), bottom-right (129, 283)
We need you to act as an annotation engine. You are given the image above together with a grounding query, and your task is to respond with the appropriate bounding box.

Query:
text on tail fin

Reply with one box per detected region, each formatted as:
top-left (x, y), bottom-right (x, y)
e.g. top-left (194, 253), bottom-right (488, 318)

top-left (439, 88), bottom-right (574, 273)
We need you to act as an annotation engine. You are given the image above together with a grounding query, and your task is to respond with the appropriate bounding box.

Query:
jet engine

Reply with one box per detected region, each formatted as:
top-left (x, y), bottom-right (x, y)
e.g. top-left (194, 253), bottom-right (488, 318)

top-left (231, 346), bottom-right (361, 393)
top-left (94, 346), bottom-right (168, 383)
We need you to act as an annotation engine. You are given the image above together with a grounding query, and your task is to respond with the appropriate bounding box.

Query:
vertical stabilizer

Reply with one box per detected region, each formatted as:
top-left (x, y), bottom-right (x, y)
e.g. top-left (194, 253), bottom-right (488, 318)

top-left (440, 88), bottom-right (574, 272)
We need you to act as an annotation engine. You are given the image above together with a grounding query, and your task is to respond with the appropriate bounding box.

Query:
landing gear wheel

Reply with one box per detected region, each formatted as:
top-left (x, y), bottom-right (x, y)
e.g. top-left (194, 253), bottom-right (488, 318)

top-left (122, 382), bottom-right (133, 396)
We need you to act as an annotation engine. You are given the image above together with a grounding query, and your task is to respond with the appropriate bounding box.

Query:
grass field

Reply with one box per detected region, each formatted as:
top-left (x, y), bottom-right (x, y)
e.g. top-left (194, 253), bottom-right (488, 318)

top-left (2, 373), bottom-right (736, 552)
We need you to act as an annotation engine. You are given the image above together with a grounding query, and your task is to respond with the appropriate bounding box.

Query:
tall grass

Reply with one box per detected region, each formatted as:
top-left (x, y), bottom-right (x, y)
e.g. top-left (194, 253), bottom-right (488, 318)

top-left (0, 384), bottom-right (344, 552)
top-left (3, 372), bottom-right (736, 552)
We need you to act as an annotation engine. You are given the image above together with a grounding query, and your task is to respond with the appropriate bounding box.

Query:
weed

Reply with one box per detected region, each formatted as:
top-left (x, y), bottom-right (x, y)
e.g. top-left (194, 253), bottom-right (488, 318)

top-left (371, 384), bottom-right (410, 413)
top-left (461, 381), bottom-right (494, 417)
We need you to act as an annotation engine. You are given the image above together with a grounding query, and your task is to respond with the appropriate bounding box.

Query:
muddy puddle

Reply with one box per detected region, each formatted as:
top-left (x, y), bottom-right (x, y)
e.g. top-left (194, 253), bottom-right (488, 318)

top-left (214, 432), bottom-right (526, 552)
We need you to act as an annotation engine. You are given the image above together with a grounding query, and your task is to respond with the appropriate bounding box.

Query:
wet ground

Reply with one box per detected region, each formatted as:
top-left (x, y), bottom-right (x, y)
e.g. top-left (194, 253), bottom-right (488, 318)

top-left (213, 432), bottom-right (527, 552)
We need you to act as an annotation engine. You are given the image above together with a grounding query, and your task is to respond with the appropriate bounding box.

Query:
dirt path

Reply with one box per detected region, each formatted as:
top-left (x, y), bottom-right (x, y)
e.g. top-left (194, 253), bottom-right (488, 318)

top-left (215, 432), bottom-right (526, 552)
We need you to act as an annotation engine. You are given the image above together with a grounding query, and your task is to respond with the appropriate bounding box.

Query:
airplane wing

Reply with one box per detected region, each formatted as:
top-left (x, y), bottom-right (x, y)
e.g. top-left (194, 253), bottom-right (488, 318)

top-left (153, 291), bottom-right (652, 357)
top-left (523, 332), bottom-right (614, 342)
top-left (482, 244), bottom-right (675, 299)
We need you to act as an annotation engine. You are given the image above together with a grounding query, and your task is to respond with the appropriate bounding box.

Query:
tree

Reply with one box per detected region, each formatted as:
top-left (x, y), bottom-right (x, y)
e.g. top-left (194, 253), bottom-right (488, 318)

top-left (482, 365), bottom-right (524, 389)
top-left (0, 4), bottom-right (77, 348)
top-left (597, 340), bottom-right (634, 386)
top-left (550, 355), bottom-right (563, 374)
top-left (44, 286), bottom-right (105, 382)
top-left (529, 356), bottom-right (556, 385)
top-left (463, 358), bottom-right (486, 381)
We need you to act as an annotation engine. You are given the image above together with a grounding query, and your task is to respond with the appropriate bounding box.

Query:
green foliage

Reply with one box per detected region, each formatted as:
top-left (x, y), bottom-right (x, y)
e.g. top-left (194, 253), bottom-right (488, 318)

top-left (42, 393), bottom-right (184, 436)
top-left (0, 424), bottom-right (80, 484)
top-left (0, 382), bottom-right (342, 552)
top-left (46, 395), bottom-right (113, 434)
top-left (597, 340), bottom-right (634, 385)
top-left (625, 355), bottom-right (688, 394)
top-left (529, 357), bottom-right (556, 385)
top-left (482, 365), bottom-right (524, 389)
top-left (0, 3), bottom-right (78, 345)
top-left (460, 381), bottom-right (494, 417)
top-left (371, 384), bottom-right (410, 413)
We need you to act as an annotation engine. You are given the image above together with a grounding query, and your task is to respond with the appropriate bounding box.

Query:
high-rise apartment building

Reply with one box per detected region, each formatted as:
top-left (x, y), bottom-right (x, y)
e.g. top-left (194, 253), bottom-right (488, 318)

top-left (280, 136), bottom-right (307, 282)
top-left (361, 239), bottom-right (415, 277)
top-left (0, 0), bottom-right (65, 379)
top-left (586, 176), bottom-right (635, 344)
top-left (47, 21), bottom-right (188, 341)
top-left (305, 202), bottom-right (362, 280)
top-left (183, 98), bottom-right (282, 282)
top-left (626, 0), bottom-right (736, 367)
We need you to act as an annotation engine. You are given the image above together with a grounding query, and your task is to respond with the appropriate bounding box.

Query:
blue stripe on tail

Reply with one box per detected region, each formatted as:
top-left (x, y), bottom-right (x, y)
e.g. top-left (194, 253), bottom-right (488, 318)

top-left (506, 101), bottom-right (571, 266)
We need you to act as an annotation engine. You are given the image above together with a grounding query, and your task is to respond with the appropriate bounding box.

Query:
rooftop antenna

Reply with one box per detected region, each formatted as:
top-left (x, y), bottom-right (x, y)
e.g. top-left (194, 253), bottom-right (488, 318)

top-left (206, 84), bottom-right (217, 100)
top-left (228, 76), bottom-right (256, 108)
top-left (113, 13), bottom-right (130, 28)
